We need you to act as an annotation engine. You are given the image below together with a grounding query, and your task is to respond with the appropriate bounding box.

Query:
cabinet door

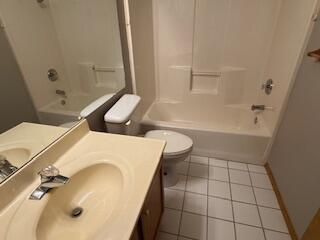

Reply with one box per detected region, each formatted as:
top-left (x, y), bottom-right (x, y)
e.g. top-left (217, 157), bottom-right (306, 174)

top-left (140, 165), bottom-right (164, 240)
top-left (130, 224), bottom-right (143, 240)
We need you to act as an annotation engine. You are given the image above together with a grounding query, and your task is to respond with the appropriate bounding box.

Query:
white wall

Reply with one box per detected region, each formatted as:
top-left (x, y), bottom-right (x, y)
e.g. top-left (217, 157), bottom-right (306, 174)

top-left (128, 0), bottom-right (156, 116)
top-left (153, 0), bottom-right (282, 106)
top-left (0, 30), bottom-right (39, 132)
top-left (0, 0), bottom-right (69, 109)
top-left (259, 0), bottom-right (319, 133)
top-left (267, 18), bottom-right (320, 238)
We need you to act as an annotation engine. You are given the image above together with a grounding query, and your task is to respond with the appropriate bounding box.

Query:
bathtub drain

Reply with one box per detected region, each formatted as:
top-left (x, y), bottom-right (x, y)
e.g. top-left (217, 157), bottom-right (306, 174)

top-left (71, 207), bottom-right (84, 218)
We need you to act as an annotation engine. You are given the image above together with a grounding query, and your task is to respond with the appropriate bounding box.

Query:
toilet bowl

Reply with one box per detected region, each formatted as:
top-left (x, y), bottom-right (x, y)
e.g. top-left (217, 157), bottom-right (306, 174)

top-left (145, 130), bottom-right (193, 187)
top-left (104, 94), bottom-right (194, 187)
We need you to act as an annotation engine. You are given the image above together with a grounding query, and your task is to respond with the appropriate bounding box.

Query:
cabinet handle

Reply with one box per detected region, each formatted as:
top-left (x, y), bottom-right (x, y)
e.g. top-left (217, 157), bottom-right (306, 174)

top-left (143, 209), bottom-right (150, 216)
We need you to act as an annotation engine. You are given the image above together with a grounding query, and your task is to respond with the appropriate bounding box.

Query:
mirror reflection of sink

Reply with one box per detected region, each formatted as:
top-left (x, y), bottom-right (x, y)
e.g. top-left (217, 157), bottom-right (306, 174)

top-left (36, 163), bottom-right (123, 240)
top-left (0, 148), bottom-right (31, 168)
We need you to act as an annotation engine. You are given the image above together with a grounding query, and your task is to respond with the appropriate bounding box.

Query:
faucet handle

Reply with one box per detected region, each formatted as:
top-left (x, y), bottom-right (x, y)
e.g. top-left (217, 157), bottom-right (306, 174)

top-left (39, 165), bottom-right (59, 178)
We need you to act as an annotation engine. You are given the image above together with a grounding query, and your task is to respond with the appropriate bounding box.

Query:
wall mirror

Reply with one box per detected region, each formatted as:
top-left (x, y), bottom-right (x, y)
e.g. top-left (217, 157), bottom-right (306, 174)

top-left (0, 0), bottom-right (128, 183)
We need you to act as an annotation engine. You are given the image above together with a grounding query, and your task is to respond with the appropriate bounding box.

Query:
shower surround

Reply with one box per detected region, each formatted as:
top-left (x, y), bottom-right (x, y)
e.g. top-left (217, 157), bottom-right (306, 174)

top-left (132, 0), bottom-right (319, 164)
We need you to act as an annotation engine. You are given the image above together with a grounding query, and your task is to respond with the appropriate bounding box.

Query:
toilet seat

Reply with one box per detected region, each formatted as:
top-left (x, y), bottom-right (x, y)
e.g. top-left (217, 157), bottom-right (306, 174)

top-left (145, 130), bottom-right (193, 157)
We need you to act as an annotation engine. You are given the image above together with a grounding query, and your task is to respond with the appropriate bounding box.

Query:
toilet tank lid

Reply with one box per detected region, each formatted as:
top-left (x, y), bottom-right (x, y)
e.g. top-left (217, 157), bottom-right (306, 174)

top-left (104, 94), bottom-right (141, 123)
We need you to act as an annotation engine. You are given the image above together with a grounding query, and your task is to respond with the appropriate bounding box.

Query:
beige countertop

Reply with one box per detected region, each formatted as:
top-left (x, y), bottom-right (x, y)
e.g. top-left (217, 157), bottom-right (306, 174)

top-left (0, 121), bottom-right (165, 240)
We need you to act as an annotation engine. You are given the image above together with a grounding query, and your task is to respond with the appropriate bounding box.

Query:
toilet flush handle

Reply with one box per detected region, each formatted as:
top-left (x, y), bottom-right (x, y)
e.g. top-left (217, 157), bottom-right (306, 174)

top-left (125, 120), bottom-right (131, 126)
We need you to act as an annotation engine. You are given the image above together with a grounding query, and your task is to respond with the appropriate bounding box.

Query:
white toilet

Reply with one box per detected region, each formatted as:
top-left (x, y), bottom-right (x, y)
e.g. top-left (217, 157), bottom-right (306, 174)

top-left (104, 94), bottom-right (193, 187)
top-left (145, 130), bottom-right (193, 186)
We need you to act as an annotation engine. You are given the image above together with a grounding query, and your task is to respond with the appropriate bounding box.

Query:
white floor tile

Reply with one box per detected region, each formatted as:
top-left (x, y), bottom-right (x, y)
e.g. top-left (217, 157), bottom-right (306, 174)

top-left (250, 172), bottom-right (273, 189)
top-left (188, 163), bottom-right (208, 178)
top-left (233, 202), bottom-right (261, 227)
top-left (157, 232), bottom-right (178, 240)
top-left (209, 158), bottom-right (228, 168)
top-left (254, 188), bottom-right (280, 209)
top-left (190, 155), bottom-right (208, 165)
top-left (160, 208), bottom-right (181, 234)
top-left (186, 176), bottom-right (208, 195)
top-left (208, 180), bottom-right (231, 199)
top-left (180, 212), bottom-right (207, 240)
top-left (209, 166), bottom-right (229, 182)
top-left (164, 188), bottom-right (184, 210)
top-left (248, 164), bottom-right (267, 174)
top-left (177, 162), bottom-right (189, 175)
top-left (231, 184), bottom-right (256, 204)
top-left (229, 169), bottom-right (251, 186)
top-left (265, 230), bottom-right (292, 240)
top-left (183, 192), bottom-right (207, 215)
top-left (259, 207), bottom-right (288, 233)
top-left (235, 224), bottom-right (265, 240)
top-left (208, 197), bottom-right (233, 221)
top-left (228, 161), bottom-right (248, 171)
top-left (207, 218), bottom-right (235, 240)
top-left (170, 175), bottom-right (187, 191)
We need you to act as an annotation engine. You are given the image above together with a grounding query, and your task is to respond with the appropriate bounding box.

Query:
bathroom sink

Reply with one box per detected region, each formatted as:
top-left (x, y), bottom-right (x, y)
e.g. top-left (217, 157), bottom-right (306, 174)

top-left (36, 163), bottom-right (123, 240)
top-left (7, 152), bottom-right (133, 240)
top-left (2, 127), bottom-right (165, 240)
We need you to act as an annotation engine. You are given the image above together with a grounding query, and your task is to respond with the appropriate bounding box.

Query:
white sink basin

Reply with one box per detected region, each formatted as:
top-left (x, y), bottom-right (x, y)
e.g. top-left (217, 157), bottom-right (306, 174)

top-left (7, 152), bottom-right (133, 240)
top-left (37, 163), bottom-right (123, 240)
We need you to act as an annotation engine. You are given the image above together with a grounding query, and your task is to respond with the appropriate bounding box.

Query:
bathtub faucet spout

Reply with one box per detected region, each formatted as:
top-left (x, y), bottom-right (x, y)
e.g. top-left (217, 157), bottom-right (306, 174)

top-left (55, 89), bottom-right (67, 98)
top-left (251, 105), bottom-right (273, 111)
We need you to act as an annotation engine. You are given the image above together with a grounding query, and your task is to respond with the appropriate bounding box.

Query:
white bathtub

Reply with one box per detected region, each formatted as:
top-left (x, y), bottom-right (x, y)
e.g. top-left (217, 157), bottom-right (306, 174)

top-left (38, 94), bottom-right (95, 126)
top-left (141, 102), bottom-right (271, 164)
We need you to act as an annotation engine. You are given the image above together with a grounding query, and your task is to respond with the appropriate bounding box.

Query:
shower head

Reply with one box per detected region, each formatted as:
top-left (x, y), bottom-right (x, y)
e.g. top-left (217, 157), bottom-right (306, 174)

top-left (37, 0), bottom-right (45, 3)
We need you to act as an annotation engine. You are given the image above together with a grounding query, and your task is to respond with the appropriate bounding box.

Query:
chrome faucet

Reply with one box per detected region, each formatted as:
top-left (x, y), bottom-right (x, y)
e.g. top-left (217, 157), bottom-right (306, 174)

top-left (29, 165), bottom-right (69, 200)
top-left (55, 89), bottom-right (67, 98)
top-left (251, 105), bottom-right (273, 111)
top-left (0, 155), bottom-right (18, 180)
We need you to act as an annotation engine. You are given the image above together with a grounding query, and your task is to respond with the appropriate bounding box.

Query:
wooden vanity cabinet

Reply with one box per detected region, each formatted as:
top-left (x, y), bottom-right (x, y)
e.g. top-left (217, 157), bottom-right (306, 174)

top-left (130, 162), bottom-right (164, 240)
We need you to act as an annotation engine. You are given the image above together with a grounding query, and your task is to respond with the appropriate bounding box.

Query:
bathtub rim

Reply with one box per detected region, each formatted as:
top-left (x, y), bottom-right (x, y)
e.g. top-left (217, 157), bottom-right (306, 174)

top-left (142, 107), bottom-right (271, 138)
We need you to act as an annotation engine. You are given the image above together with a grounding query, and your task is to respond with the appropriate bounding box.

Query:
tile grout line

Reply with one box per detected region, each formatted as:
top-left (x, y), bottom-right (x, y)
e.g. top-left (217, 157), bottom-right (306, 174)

top-left (163, 156), bottom-right (286, 239)
top-left (161, 209), bottom-right (290, 235)
top-left (189, 159), bottom-right (267, 174)
top-left (177, 157), bottom-right (191, 238)
top-left (248, 168), bottom-right (267, 240)
top-left (181, 174), bottom-right (273, 191)
top-left (191, 155), bottom-right (266, 167)
top-left (170, 182), bottom-right (281, 210)
top-left (160, 230), bottom-right (196, 240)
top-left (227, 163), bottom-right (237, 240)
top-left (206, 157), bottom-right (209, 240)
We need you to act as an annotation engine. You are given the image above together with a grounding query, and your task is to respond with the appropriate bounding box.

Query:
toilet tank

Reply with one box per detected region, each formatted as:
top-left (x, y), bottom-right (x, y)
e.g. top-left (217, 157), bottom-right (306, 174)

top-left (104, 94), bottom-right (141, 135)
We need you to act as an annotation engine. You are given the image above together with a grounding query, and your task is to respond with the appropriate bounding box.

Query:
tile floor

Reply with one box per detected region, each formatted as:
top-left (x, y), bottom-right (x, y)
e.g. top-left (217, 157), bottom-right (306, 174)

top-left (158, 155), bottom-right (291, 240)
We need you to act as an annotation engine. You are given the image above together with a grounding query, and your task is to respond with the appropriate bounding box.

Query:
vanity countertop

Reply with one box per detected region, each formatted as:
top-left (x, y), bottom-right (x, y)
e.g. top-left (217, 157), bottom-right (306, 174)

top-left (0, 121), bottom-right (165, 240)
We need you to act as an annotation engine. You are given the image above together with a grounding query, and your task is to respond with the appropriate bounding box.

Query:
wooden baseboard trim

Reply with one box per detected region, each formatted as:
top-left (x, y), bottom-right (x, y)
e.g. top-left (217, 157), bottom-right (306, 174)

top-left (265, 163), bottom-right (298, 240)
top-left (302, 209), bottom-right (320, 240)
